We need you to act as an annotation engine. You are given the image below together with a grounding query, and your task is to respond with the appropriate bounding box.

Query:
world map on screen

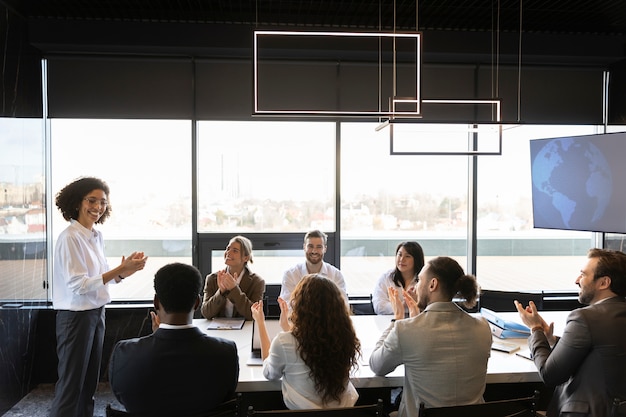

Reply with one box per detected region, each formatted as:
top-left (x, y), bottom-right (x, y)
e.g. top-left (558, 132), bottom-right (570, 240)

top-left (531, 137), bottom-right (612, 230)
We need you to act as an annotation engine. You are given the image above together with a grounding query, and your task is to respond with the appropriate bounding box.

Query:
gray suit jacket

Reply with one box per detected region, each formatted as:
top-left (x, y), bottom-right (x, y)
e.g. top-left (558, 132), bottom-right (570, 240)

top-left (369, 301), bottom-right (493, 417)
top-left (529, 296), bottom-right (626, 417)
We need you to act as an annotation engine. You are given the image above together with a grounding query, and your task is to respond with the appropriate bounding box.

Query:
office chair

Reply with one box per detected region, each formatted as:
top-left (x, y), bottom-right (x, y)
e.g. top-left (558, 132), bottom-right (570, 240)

top-left (263, 284), bottom-right (282, 318)
top-left (418, 391), bottom-right (540, 417)
top-left (349, 293), bottom-right (375, 315)
top-left (246, 399), bottom-right (384, 417)
top-left (106, 393), bottom-right (241, 417)
top-left (479, 289), bottom-right (544, 312)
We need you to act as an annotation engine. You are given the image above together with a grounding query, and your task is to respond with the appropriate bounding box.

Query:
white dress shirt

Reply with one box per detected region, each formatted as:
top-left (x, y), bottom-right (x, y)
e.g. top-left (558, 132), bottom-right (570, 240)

top-left (52, 219), bottom-right (111, 311)
top-left (372, 269), bottom-right (412, 315)
top-left (279, 261), bottom-right (348, 305)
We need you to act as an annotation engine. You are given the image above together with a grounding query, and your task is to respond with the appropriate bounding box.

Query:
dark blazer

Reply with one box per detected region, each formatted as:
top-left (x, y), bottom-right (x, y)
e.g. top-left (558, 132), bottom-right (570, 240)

top-left (109, 326), bottom-right (239, 416)
top-left (528, 296), bottom-right (626, 417)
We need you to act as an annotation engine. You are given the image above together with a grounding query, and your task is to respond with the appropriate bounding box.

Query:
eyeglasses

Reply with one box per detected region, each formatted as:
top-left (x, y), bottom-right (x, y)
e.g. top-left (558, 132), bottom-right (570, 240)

top-left (83, 197), bottom-right (108, 207)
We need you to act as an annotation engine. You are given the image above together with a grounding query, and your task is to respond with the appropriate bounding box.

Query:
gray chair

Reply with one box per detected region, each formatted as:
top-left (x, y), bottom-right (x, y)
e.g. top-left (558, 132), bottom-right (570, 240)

top-left (418, 391), bottom-right (539, 417)
top-left (247, 399), bottom-right (384, 417)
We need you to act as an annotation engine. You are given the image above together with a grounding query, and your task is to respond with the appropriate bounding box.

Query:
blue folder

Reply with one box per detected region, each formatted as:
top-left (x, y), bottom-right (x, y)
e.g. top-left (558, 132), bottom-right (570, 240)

top-left (480, 307), bottom-right (530, 339)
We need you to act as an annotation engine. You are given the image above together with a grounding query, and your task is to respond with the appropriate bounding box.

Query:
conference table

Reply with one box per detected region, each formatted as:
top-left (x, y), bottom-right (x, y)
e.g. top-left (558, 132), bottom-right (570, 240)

top-left (193, 311), bottom-right (569, 393)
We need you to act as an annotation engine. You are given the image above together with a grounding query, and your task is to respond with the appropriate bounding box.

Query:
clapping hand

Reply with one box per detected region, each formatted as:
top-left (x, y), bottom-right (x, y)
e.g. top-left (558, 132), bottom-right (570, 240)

top-left (217, 269), bottom-right (238, 294)
top-left (251, 300), bottom-right (265, 323)
top-left (514, 300), bottom-right (556, 345)
top-left (388, 287), bottom-right (405, 321)
top-left (402, 289), bottom-right (420, 317)
top-left (278, 297), bottom-right (291, 331)
top-left (120, 251), bottom-right (148, 278)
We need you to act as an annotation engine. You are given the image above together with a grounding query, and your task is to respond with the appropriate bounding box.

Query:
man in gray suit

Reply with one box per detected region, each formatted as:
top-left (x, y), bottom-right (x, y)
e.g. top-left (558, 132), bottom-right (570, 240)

top-left (369, 256), bottom-right (492, 417)
top-left (515, 248), bottom-right (626, 417)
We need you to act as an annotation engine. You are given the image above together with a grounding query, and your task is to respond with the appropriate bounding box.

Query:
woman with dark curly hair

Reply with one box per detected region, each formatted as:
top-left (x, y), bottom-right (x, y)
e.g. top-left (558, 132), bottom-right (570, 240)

top-left (50, 176), bottom-right (148, 417)
top-left (251, 274), bottom-right (361, 409)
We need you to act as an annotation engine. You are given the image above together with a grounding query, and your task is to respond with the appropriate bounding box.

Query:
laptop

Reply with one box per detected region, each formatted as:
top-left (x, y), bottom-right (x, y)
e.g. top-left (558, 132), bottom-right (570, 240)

top-left (246, 318), bottom-right (284, 366)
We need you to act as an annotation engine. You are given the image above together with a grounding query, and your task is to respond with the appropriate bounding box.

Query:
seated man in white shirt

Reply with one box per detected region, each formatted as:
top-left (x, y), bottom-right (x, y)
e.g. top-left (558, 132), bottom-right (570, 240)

top-left (279, 230), bottom-right (348, 306)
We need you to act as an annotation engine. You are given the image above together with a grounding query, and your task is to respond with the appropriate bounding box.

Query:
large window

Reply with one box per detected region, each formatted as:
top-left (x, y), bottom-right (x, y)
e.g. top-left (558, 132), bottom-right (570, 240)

top-left (476, 125), bottom-right (600, 292)
top-left (17, 117), bottom-right (615, 303)
top-left (340, 122), bottom-right (469, 296)
top-left (0, 117), bottom-right (46, 303)
top-left (197, 121), bottom-right (336, 233)
top-left (50, 119), bottom-right (192, 301)
top-left (196, 121), bottom-right (337, 284)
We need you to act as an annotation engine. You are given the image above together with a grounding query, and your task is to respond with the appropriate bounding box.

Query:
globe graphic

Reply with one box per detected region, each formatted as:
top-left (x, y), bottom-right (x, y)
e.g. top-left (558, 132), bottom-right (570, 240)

top-left (532, 137), bottom-right (612, 230)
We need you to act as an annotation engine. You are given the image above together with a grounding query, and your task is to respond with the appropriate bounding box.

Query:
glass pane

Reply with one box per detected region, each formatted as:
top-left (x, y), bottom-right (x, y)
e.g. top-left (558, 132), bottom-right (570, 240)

top-left (50, 119), bottom-right (192, 301)
top-left (476, 125), bottom-right (599, 292)
top-left (0, 117), bottom-right (47, 303)
top-left (197, 121), bottom-right (336, 233)
top-left (340, 122), bottom-right (468, 296)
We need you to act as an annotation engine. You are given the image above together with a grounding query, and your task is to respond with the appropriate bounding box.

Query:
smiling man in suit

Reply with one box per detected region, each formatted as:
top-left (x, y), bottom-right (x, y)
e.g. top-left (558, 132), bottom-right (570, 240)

top-left (516, 248), bottom-right (626, 417)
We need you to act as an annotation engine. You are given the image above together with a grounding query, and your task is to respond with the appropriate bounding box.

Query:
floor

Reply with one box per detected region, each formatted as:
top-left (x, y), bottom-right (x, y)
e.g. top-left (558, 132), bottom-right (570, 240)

top-left (2, 383), bottom-right (124, 417)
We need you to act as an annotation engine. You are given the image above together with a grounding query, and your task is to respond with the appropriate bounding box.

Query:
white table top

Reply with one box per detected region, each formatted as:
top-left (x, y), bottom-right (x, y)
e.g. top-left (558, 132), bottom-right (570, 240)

top-left (194, 311), bottom-right (569, 392)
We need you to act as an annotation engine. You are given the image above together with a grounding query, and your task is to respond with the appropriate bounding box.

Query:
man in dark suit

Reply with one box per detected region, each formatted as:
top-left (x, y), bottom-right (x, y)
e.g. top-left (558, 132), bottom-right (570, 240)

top-left (515, 248), bottom-right (626, 417)
top-left (109, 262), bottom-right (239, 416)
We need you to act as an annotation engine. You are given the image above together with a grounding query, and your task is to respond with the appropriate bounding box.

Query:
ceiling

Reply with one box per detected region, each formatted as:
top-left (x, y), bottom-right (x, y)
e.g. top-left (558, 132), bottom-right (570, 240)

top-left (4, 0), bottom-right (626, 36)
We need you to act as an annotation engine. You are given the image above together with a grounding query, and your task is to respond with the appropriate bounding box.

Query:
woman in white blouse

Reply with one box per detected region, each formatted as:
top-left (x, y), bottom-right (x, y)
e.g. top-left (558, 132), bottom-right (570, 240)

top-left (251, 274), bottom-right (361, 409)
top-left (372, 241), bottom-right (425, 315)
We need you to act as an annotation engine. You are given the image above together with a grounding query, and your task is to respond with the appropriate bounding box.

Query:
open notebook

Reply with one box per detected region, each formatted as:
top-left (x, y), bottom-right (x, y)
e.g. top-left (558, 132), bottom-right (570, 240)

top-left (247, 318), bottom-right (284, 366)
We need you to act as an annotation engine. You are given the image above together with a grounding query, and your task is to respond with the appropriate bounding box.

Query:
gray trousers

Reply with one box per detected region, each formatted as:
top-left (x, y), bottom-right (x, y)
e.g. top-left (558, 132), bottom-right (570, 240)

top-left (50, 306), bottom-right (105, 417)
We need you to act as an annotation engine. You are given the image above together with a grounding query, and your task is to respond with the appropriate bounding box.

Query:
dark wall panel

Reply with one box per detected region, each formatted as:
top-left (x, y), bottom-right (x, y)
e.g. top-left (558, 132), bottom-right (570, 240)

top-left (477, 66), bottom-right (603, 124)
top-left (46, 55), bottom-right (603, 124)
top-left (196, 59), bottom-right (253, 119)
top-left (47, 57), bottom-right (194, 119)
top-left (608, 58), bottom-right (626, 124)
top-left (0, 4), bottom-right (43, 117)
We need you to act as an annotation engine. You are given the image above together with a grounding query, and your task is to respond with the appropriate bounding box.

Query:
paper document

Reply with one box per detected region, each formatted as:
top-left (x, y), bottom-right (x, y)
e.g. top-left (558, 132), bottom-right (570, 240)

top-left (206, 317), bottom-right (245, 330)
top-left (491, 340), bottom-right (520, 353)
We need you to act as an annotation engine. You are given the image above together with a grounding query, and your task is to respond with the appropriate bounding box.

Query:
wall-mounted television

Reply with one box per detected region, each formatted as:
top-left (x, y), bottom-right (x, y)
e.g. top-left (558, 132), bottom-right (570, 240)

top-left (530, 132), bottom-right (626, 234)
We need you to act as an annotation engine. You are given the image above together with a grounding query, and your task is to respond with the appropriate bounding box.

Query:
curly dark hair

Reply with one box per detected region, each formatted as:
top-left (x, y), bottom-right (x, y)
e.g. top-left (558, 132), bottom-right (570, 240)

top-left (55, 177), bottom-right (111, 224)
top-left (290, 274), bottom-right (361, 405)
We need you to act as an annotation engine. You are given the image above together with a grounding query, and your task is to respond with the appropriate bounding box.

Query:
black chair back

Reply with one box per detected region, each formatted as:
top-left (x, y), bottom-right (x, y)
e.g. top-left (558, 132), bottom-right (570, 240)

top-left (106, 393), bottom-right (241, 417)
top-left (263, 284), bottom-right (282, 318)
top-left (418, 391), bottom-right (539, 417)
top-left (479, 290), bottom-right (543, 312)
top-left (247, 399), bottom-right (384, 417)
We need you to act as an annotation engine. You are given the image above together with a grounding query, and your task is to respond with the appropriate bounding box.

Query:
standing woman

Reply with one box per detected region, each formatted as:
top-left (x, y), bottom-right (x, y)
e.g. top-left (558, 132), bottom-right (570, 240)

top-left (201, 235), bottom-right (264, 320)
top-left (51, 177), bottom-right (148, 417)
top-left (251, 274), bottom-right (361, 409)
top-left (372, 241), bottom-right (425, 315)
